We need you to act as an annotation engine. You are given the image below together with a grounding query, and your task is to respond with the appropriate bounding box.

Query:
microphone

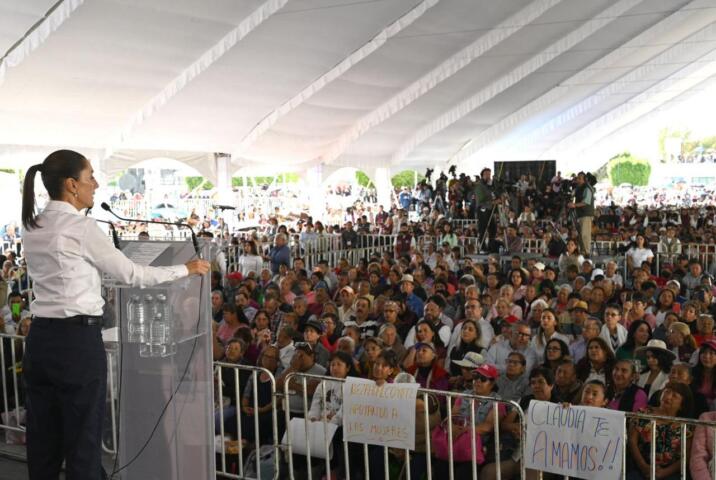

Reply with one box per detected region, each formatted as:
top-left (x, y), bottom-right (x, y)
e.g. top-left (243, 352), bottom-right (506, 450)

top-left (212, 204), bottom-right (236, 210)
top-left (101, 202), bottom-right (202, 259)
top-left (96, 219), bottom-right (121, 250)
top-left (85, 207), bottom-right (121, 250)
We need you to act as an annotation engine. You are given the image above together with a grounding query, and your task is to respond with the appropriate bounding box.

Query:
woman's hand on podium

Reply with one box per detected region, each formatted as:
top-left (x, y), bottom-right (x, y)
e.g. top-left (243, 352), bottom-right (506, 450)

top-left (185, 259), bottom-right (211, 276)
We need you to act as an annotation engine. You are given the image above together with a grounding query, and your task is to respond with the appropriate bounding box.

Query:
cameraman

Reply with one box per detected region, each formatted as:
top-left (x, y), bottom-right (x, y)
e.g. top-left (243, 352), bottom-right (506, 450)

top-left (474, 167), bottom-right (497, 251)
top-left (568, 171), bottom-right (594, 257)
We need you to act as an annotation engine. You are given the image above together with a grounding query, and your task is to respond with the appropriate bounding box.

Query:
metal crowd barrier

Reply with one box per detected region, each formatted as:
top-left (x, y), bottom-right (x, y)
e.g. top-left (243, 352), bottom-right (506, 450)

top-left (622, 410), bottom-right (716, 480)
top-left (282, 371), bottom-right (526, 480)
top-left (0, 333), bottom-right (119, 458)
top-left (215, 362), bottom-right (280, 479)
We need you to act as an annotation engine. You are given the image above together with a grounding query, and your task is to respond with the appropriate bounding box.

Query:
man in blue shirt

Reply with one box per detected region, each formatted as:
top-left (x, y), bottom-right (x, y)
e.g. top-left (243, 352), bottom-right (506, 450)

top-left (401, 274), bottom-right (424, 317)
top-left (266, 233), bottom-right (291, 275)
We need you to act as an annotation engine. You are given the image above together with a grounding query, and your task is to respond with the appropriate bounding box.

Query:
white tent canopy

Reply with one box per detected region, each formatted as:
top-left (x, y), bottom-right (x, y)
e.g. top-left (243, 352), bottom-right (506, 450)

top-left (2, 0), bottom-right (716, 181)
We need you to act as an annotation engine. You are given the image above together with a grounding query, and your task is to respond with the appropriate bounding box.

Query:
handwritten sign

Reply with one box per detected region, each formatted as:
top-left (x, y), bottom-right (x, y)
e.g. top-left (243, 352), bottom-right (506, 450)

top-left (525, 401), bottom-right (625, 480)
top-left (342, 378), bottom-right (418, 450)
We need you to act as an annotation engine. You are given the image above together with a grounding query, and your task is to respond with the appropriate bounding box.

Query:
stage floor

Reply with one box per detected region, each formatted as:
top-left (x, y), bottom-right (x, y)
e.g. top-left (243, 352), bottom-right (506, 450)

top-left (0, 444), bottom-right (116, 479)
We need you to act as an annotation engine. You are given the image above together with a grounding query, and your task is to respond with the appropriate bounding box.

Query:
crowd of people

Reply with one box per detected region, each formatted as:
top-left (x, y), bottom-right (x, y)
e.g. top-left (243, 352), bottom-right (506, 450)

top-left (7, 169), bottom-right (716, 479)
top-left (206, 197), bottom-right (716, 480)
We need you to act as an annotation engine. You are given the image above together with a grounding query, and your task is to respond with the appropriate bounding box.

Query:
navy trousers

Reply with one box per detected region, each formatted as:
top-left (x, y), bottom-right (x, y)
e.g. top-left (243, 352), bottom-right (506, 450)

top-left (23, 319), bottom-right (107, 480)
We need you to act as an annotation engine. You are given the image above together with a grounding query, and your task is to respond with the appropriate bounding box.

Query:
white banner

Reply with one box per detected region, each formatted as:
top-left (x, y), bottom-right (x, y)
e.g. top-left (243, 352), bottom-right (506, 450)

top-left (525, 401), bottom-right (625, 480)
top-left (342, 378), bottom-right (419, 450)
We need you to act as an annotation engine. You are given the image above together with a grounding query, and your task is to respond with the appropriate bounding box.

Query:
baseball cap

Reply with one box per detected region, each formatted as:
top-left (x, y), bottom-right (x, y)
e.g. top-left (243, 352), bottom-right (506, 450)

top-left (700, 339), bottom-right (716, 353)
top-left (227, 271), bottom-right (243, 281)
top-left (400, 274), bottom-right (415, 284)
top-left (533, 262), bottom-right (545, 271)
top-left (414, 342), bottom-right (435, 352)
top-left (472, 364), bottom-right (499, 380)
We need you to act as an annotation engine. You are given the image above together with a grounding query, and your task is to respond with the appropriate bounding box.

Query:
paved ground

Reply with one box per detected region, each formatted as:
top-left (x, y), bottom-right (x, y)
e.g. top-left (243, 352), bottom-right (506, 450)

top-left (0, 444), bottom-right (116, 479)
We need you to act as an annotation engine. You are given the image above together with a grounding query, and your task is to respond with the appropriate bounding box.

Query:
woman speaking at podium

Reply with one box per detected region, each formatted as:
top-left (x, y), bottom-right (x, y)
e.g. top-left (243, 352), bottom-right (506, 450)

top-left (20, 150), bottom-right (210, 479)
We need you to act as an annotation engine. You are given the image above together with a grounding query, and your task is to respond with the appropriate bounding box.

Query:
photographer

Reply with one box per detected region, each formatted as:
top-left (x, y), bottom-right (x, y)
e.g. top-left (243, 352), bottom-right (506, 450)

top-left (474, 167), bottom-right (497, 251)
top-left (568, 171), bottom-right (595, 257)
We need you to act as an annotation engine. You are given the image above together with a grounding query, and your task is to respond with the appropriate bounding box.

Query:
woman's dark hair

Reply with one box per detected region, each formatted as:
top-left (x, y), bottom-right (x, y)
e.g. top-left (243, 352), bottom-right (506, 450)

top-left (415, 319), bottom-right (444, 348)
top-left (693, 343), bottom-right (716, 393)
top-left (643, 348), bottom-right (673, 374)
top-left (376, 349), bottom-right (399, 369)
top-left (529, 366), bottom-right (555, 386)
top-left (223, 303), bottom-right (249, 324)
top-left (244, 240), bottom-right (259, 256)
top-left (583, 379), bottom-right (609, 400)
top-left (662, 381), bottom-right (694, 418)
top-left (543, 338), bottom-right (570, 366)
top-left (459, 319), bottom-right (481, 345)
top-left (510, 269), bottom-right (527, 285)
top-left (330, 351), bottom-right (359, 377)
top-left (22, 150), bottom-right (88, 229)
top-left (622, 320), bottom-right (652, 350)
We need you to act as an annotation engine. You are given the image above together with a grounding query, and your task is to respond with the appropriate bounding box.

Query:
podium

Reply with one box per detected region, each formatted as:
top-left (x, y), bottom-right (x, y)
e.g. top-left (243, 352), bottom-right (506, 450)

top-left (105, 239), bottom-right (215, 480)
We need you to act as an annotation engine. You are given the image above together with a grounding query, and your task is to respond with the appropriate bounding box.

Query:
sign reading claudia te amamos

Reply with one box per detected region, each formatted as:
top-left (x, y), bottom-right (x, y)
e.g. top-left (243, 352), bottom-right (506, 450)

top-left (526, 401), bottom-right (625, 480)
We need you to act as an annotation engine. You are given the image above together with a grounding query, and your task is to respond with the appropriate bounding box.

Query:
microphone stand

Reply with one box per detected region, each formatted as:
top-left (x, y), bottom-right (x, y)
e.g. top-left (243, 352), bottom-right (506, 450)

top-left (86, 208), bottom-right (121, 250)
top-left (101, 203), bottom-right (202, 259)
top-left (97, 219), bottom-right (121, 250)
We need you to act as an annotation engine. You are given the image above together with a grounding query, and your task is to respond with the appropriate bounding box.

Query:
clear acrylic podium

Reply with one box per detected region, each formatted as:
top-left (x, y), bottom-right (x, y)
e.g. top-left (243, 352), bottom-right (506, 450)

top-left (105, 239), bottom-right (215, 480)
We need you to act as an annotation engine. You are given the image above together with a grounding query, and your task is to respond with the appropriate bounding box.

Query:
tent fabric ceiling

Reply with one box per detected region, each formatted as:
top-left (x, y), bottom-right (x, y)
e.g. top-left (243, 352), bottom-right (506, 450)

top-left (1, 0), bottom-right (716, 179)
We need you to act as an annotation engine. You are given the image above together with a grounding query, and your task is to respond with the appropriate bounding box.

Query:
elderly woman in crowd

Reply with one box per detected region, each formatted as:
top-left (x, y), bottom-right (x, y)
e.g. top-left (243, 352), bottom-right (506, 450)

top-left (667, 321), bottom-right (698, 363)
top-left (609, 359), bottom-right (648, 413)
top-left (627, 382), bottom-right (693, 480)
top-left (482, 367), bottom-right (558, 480)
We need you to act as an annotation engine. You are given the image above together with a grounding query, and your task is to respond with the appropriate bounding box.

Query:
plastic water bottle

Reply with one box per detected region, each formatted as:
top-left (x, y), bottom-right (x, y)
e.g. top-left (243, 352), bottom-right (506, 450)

top-left (139, 294), bottom-right (154, 357)
top-left (150, 311), bottom-right (167, 357)
top-left (127, 295), bottom-right (145, 343)
top-left (155, 293), bottom-right (175, 356)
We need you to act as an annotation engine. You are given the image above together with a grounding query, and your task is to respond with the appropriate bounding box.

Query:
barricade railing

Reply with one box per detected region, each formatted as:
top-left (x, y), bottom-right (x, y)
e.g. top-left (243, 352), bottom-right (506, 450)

top-left (0, 333), bottom-right (25, 442)
top-left (282, 371), bottom-right (526, 480)
top-left (0, 333), bottom-right (119, 457)
top-left (214, 362), bottom-right (280, 479)
top-left (621, 410), bottom-right (716, 480)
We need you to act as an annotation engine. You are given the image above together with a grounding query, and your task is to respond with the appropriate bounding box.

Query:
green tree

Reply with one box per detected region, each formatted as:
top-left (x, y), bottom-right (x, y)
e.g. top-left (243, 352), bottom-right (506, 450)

top-left (607, 152), bottom-right (651, 186)
top-left (355, 171), bottom-right (373, 188)
top-left (391, 170), bottom-right (424, 188)
top-left (185, 176), bottom-right (214, 190)
top-left (231, 173), bottom-right (299, 187)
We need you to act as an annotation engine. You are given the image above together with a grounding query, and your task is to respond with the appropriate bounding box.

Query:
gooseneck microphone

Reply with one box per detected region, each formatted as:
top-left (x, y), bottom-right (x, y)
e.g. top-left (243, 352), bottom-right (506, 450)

top-left (85, 207), bottom-right (121, 250)
top-left (97, 219), bottom-right (121, 250)
top-left (100, 202), bottom-right (202, 259)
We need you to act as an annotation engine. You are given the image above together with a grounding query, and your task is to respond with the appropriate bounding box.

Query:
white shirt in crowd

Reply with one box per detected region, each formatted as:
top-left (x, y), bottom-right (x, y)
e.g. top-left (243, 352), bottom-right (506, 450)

top-left (484, 339), bottom-right (538, 375)
top-left (23, 201), bottom-right (188, 318)
top-left (237, 254), bottom-right (264, 277)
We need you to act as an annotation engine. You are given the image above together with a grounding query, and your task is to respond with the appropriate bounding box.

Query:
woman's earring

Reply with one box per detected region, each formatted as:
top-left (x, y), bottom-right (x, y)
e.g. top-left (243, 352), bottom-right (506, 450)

top-left (74, 192), bottom-right (78, 198)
